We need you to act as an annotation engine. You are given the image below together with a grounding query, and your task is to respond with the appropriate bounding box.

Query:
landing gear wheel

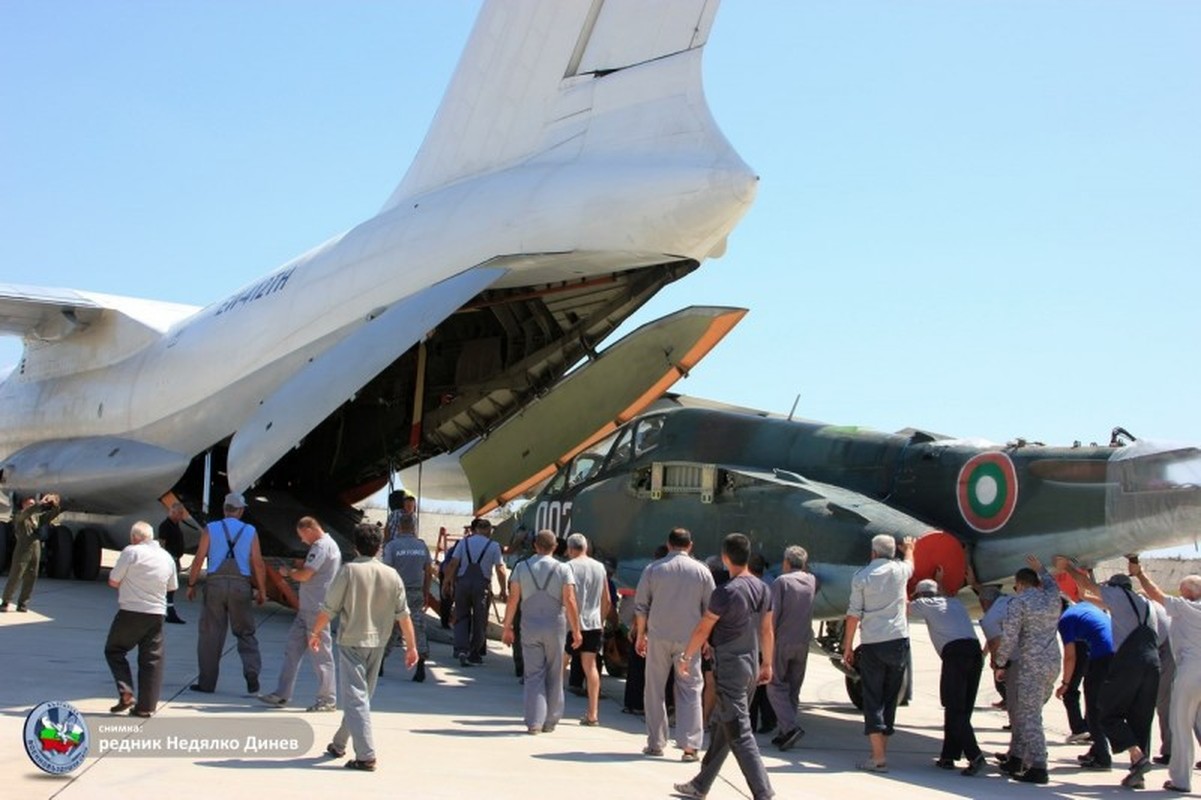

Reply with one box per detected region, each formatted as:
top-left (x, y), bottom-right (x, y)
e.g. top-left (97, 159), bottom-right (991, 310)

top-left (74, 527), bottom-right (102, 581)
top-left (46, 525), bottom-right (74, 579)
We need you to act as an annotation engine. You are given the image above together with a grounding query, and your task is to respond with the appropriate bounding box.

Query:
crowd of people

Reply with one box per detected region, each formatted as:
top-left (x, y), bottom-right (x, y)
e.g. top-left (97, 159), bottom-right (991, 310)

top-left (8, 489), bottom-right (1201, 794)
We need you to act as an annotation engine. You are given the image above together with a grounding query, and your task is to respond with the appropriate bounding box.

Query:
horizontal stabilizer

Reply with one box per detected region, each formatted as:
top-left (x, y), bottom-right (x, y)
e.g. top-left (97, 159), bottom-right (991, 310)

top-left (462, 305), bottom-right (746, 514)
top-left (226, 267), bottom-right (506, 492)
top-left (0, 284), bottom-right (104, 342)
top-left (0, 437), bottom-right (191, 513)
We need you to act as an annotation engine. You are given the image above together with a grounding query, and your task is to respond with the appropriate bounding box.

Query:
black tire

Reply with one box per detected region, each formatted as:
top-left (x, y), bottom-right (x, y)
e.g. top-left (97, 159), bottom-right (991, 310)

top-left (845, 673), bottom-right (864, 710)
top-left (46, 525), bottom-right (73, 579)
top-left (73, 527), bottom-right (102, 581)
top-left (0, 521), bottom-right (10, 573)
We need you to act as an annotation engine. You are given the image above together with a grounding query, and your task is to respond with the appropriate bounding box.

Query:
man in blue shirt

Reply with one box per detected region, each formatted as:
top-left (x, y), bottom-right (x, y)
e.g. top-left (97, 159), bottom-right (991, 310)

top-left (186, 492), bottom-right (268, 694)
top-left (1056, 597), bottom-right (1115, 769)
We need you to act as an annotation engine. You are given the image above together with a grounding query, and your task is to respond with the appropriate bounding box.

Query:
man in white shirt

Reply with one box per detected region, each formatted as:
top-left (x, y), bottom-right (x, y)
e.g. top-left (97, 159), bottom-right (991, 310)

top-left (842, 534), bottom-right (915, 772)
top-left (564, 533), bottom-right (610, 725)
top-left (105, 521), bottom-right (178, 717)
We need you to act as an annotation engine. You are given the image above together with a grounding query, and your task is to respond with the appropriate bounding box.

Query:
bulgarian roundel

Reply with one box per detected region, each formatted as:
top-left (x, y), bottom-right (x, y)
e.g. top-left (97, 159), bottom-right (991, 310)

top-left (956, 452), bottom-right (1018, 533)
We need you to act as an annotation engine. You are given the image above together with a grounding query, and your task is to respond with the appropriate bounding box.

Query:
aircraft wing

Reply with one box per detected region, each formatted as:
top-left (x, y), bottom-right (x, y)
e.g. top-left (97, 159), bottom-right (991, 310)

top-left (460, 305), bottom-right (746, 514)
top-left (0, 284), bottom-right (104, 341)
top-left (226, 267), bottom-right (507, 492)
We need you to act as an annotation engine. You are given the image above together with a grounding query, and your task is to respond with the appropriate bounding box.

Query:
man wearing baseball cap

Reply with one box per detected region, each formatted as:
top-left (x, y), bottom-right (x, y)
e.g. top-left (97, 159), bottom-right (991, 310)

top-left (187, 491), bottom-right (268, 694)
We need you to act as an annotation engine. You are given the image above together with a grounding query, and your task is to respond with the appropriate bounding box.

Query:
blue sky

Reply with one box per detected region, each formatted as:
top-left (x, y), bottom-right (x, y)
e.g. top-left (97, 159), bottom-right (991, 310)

top-left (2, 2), bottom-right (1199, 535)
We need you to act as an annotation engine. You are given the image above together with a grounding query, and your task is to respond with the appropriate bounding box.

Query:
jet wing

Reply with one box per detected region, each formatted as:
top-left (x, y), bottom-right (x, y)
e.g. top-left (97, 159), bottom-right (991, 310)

top-left (226, 267), bottom-right (506, 492)
top-left (461, 305), bottom-right (746, 514)
top-left (0, 284), bottom-right (104, 341)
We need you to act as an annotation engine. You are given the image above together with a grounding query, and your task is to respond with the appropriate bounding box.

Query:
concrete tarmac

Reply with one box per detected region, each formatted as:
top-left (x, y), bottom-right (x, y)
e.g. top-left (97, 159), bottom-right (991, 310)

top-left (0, 574), bottom-right (1182, 799)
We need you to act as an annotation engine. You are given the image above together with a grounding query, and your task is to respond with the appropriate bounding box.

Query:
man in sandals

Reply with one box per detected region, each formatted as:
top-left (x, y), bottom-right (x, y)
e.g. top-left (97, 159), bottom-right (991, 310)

top-left (309, 524), bottom-right (417, 771)
top-left (564, 533), bottom-right (610, 726)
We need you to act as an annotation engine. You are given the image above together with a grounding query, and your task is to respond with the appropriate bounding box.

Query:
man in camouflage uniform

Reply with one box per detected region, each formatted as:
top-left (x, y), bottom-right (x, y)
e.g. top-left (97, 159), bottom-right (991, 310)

top-left (994, 555), bottom-right (1062, 785)
top-left (1, 493), bottom-right (61, 612)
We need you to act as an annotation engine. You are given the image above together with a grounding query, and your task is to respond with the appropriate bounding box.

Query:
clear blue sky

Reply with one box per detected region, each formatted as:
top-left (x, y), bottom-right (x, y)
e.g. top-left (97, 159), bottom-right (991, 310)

top-left (2, 3), bottom-right (1199, 453)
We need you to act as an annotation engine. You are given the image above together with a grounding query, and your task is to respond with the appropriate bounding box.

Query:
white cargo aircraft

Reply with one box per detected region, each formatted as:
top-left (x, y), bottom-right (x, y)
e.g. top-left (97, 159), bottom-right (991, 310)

top-left (0, 0), bottom-right (756, 578)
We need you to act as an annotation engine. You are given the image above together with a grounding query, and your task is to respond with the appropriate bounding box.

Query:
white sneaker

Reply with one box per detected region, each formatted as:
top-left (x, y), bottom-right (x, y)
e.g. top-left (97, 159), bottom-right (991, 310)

top-left (1065, 731), bottom-right (1092, 744)
top-left (258, 693), bottom-right (287, 707)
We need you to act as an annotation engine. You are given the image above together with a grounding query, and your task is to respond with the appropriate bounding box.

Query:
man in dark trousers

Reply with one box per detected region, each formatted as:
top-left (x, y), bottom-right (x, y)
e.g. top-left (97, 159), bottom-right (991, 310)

top-left (157, 502), bottom-right (188, 624)
top-left (1, 493), bottom-right (60, 613)
top-left (186, 492), bottom-right (268, 694)
top-left (443, 517), bottom-right (507, 666)
top-left (105, 521), bottom-right (177, 717)
top-left (1065, 558), bottom-right (1162, 789)
top-left (674, 533), bottom-right (775, 800)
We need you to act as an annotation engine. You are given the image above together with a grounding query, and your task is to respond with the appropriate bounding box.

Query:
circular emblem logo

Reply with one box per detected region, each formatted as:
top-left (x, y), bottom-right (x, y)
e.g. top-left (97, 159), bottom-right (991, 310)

top-left (957, 452), bottom-right (1019, 533)
top-left (24, 701), bottom-right (90, 774)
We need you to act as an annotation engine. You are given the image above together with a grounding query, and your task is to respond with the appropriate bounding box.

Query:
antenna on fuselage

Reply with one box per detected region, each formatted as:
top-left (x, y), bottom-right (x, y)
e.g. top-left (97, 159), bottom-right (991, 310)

top-left (786, 394), bottom-right (800, 422)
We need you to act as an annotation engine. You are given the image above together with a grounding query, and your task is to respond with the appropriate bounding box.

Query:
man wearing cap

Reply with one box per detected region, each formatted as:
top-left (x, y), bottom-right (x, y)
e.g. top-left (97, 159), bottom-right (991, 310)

top-left (634, 527), bottom-right (715, 762)
top-left (841, 534), bottom-right (915, 773)
top-left (994, 555), bottom-right (1062, 785)
top-left (766, 544), bottom-right (816, 753)
top-left (382, 512), bottom-right (432, 681)
top-left (186, 492), bottom-right (268, 694)
top-left (910, 569), bottom-right (986, 776)
top-left (443, 517), bottom-right (508, 667)
top-left (1064, 558), bottom-right (1162, 789)
top-left (259, 516), bottom-right (341, 711)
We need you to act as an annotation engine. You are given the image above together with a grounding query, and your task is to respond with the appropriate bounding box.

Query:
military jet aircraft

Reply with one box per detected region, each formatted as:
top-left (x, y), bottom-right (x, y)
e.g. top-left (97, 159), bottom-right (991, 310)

top-left (0, 0), bottom-right (756, 577)
top-left (498, 400), bottom-right (1201, 618)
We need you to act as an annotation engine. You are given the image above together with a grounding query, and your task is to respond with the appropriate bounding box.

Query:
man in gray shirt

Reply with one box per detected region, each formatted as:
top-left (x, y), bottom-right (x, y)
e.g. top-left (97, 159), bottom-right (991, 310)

top-left (767, 544), bottom-right (816, 752)
top-left (259, 517), bottom-right (341, 712)
top-left (910, 571), bottom-right (985, 775)
top-left (501, 529), bottom-right (582, 734)
top-left (634, 527), bottom-right (715, 761)
top-left (382, 512), bottom-right (432, 681)
top-left (842, 533), bottom-right (914, 772)
top-left (565, 533), bottom-right (610, 725)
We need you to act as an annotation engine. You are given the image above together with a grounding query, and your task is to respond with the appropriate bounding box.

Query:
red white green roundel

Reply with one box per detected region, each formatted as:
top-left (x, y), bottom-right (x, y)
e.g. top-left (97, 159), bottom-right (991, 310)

top-left (957, 452), bottom-right (1018, 533)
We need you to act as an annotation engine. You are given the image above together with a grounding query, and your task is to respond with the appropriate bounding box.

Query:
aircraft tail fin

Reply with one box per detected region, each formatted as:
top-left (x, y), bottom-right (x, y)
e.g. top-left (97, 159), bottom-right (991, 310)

top-left (383, 0), bottom-right (723, 208)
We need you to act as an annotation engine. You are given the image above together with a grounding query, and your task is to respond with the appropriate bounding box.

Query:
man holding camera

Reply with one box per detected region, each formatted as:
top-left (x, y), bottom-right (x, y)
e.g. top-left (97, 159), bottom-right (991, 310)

top-left (1, 493), bottom-right (61, 613)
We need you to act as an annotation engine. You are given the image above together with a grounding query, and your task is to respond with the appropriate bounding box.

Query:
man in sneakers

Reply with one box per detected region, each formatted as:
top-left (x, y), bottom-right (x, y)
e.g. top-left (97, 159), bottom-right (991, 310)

top-left (382, 512), bottom-right (432, 681)
top-left (674, 533), bottom-right (775, 800)
top-left (259, 516), bottom-right (341, 712)
top-left (766, 544), bottom-right (815, 753)
top-left (1054, 594), bottom-right (1114, 769)
top-left (311, 524), bottom-right (417, 771)
top-left (1, 493), bottom-right (60, 613)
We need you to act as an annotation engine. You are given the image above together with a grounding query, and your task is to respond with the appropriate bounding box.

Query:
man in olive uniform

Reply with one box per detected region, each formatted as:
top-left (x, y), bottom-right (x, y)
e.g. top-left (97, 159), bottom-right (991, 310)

top-left (1, 493), bottom-right (61, 612)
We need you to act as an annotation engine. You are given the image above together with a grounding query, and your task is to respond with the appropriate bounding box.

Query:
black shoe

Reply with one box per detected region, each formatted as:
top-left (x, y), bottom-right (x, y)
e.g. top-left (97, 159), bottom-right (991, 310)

top-left (778, 728), bottom-right (805, 752)
top-left (129, 709), bottom-right (152, 718)
top-left (1014, 767), bottom-right (1049, 784)
top-left (1078, 755), bottom-right (1112, 771)
top-left (247, 677), bottom-right (260, 694)
top-left (0, 602), bottom-right (8, 612)
top-left (468, 654), bottom-right (483, 665)
top-left (1000, 758), bottom-right (1024, 776)
top-left (1153, 755), bottom-right (1170, 765)
top-left (935, 758), bottom-right (956, 770)
top-left (165, 612), bottom-right (186, 625)
top-left (16, 603), bottom-right (28, 612)
top-left (459, 654), bottom-right (470, 667)
top-left (189, 683), bottom-right (214, 693)
top-left (962, 754), bottom-right (987, 776)
top-left (1122, 756), bottom-right (1152, 788)
top-left (412, 658), bottom-right (426, 683)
